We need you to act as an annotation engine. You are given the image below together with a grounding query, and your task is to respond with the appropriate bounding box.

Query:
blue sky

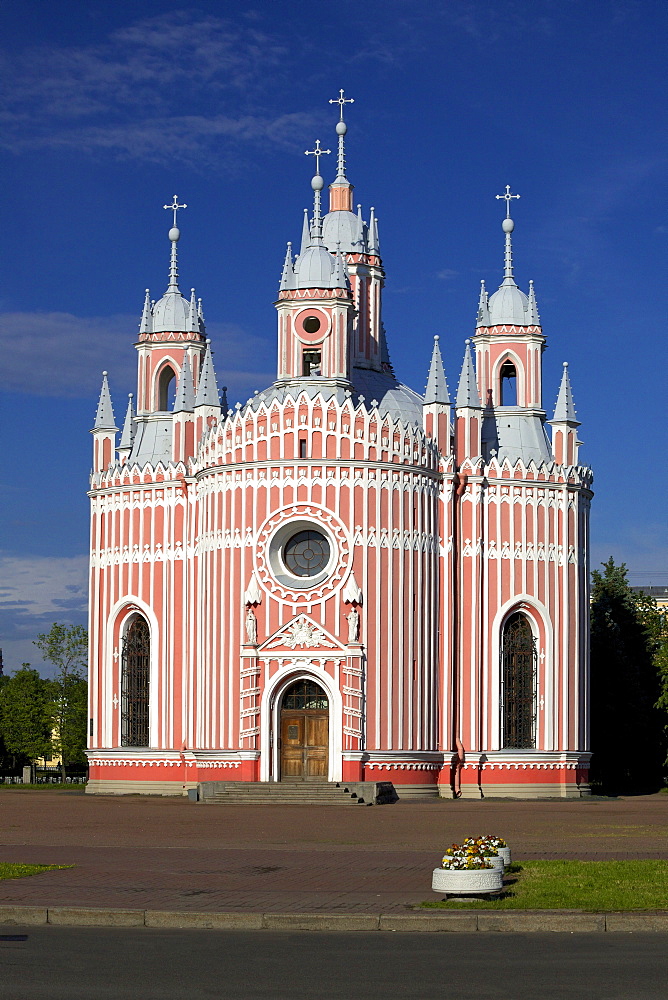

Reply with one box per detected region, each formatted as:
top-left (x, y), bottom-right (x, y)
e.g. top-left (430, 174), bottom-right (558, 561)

top-left (1, 0), bottom-right (666, 675)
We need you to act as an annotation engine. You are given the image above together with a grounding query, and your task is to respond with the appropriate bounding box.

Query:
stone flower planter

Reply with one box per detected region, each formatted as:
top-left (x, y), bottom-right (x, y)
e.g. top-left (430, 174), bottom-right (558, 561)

top-left (432, 866), bottom-right (504, 895)
top-left (496, 846), bottom-right (511, 867)
top-left (483, 854), bottom-right (505, 871)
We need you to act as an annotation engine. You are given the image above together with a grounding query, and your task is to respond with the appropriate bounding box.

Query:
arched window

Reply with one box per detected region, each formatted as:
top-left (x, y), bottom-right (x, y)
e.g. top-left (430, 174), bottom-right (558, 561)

top-left (121, 616), bottom-right (150, 747)
top-left (499, 360), bottom-right (517, 406)
top-left (501, 612), bottom-right (536, 748)
top-left (157, 366), bottom-right (176, 411)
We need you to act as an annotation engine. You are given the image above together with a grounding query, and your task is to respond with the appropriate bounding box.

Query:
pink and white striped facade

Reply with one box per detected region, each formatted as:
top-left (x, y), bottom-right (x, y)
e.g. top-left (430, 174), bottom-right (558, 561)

top-left (87, 123), bottom-right (593, 798)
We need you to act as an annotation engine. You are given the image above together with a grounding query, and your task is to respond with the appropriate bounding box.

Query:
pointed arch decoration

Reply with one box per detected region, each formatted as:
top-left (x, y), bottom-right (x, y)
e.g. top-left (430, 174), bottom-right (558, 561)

top-left (501, 611), bottom-right (536, 749)
top-left (121, 615), bottom-right (150, 747)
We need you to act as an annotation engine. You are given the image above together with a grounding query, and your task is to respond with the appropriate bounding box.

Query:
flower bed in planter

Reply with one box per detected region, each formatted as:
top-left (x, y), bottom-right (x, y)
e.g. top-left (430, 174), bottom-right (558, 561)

top-left (433, 836), bottom-right (509, 896)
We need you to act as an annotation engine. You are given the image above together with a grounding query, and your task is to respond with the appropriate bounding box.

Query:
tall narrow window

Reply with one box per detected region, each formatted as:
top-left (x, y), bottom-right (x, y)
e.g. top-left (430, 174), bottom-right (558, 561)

top-left (157, 366), bottom-right (176, 410)
top-left (121, 617), bottom-right (150, 747)
top-left (299, 438), bottom-right (307, 458)
top-left (501, 612), bottom-right (536, 748)
top-left (499, 360), bottom-right (517, 405)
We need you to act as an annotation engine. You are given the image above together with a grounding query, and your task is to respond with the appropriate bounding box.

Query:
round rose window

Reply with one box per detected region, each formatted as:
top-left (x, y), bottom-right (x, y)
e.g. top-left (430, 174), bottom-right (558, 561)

top-left (283, 530), bottom-right (331, 578)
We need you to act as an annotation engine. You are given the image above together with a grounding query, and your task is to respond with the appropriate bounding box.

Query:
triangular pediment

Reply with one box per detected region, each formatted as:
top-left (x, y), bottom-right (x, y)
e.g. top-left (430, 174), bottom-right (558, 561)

top-left (259, 613), bottom-right (346, 653)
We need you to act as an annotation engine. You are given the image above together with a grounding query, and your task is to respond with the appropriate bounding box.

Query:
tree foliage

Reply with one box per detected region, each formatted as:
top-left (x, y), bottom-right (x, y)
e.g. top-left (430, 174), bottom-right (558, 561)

top-left (34, 624), bottom-right (88, 779)
top-left (589, 559), bottom-right (666, 794)
top-left (0, 666), bottom-right (52, 764)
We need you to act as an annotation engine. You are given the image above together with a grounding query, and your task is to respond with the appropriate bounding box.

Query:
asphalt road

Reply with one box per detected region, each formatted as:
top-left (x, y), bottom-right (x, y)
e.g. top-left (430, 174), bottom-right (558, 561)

top-left (0, 927), bottom-right (666, 999)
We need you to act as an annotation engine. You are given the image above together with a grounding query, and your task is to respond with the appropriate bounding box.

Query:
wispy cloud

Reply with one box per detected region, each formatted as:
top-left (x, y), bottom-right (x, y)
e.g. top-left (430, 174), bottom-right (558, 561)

top-left (0, 311), bottom-right (274, 399)
top-left (0, 10), bottom-right (316, 164)
top-left (0, 552), bottom-right (88, 639)
top-left (0, 552), bottom-right (89, 676)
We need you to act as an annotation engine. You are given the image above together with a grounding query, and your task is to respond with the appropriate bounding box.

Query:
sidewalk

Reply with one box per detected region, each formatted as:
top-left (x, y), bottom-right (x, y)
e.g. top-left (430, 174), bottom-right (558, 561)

top-left (0, 791), bottom-right (666, 925)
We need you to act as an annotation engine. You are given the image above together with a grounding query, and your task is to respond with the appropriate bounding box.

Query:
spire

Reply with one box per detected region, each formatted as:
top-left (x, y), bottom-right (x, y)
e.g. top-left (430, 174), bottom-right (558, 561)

top-left (187, 288), bottom-right (198, 331)
top-left (495, 185), bottom-right (520, 282)
top-left (279, 242), bottom-right (294, 291)
top-left (367, 206), bottom-right (379, 255)
top-left (304, 140), bottom-right (331, 243)
top-left (163, 195), bottom-right (187, 293)
top-left (476, 280), bottom-right (490, 326)
top-left (552, 362), bottom-right (579, 424)
top-left (195, 339), bottom-right (219, 406)
top-left (528, 279), bottom-right (540, 324)
top-left (456, 341), bottom-right (481, 408)
top-left (220, 385), bottom-right (229, 415)
top-left (139, 289), bottom-right (152, 335)
top-left (174, 354), bottom-right (195, 413)
top-left (329, 88), bottom-right (354, 182)
top-left (197, 297), bottom-right (205, 323)
top-left (118, 393), bottom-right (136, 451)
top-left (93, 372), bottom-right (117, 430)
top-left (424, 336), bottom-right (450, 405)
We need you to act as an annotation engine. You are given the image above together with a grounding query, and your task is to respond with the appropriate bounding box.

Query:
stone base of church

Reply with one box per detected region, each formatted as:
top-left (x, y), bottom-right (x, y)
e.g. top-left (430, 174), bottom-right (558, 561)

top-left (86, 778), bottom-right (194, 796)
top-left (437, 781), bottom-right (590, 799)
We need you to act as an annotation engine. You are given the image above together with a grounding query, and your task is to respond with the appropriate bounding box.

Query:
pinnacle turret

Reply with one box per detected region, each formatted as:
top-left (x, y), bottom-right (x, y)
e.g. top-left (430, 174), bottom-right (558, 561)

top-left (424, 336), bottom-right (450, 405)
top-left (174, 354), bottom-right (195, 413)
top-left (118, 393), bottom-right (136, 452)
top-left (139, 289), bottom-right (152, 335)
top-left (476, 281), bottom-right (490, 326)
top-left (456, 342), bottom-right (481, 408)
top-left (279, 242), bottom-right (294, 292)
top-left (195, 340), bottom-right (219, 407)
top-left (551, 362), bottom-right (579, 424)
top-left (300, 210), bottom-right (310, 255)
top-left (93, 372), bottom-right (118, 430)
top-left (528, 280), bottom-right (540, 325)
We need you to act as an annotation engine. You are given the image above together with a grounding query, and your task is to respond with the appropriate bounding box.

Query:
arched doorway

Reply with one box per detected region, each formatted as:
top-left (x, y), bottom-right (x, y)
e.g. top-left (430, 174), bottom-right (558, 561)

top-left (121, 616), bottom-right (150, 747)
top-left (501, 612), bottom-right (536, 749)
top-left (279, 679), bottom-right (329, 781)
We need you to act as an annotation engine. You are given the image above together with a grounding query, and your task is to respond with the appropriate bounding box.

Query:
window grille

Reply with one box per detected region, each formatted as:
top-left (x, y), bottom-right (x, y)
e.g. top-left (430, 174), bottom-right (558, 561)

top-left (121, 617), bottom-right (150, 747)
top-left (501, 612), bottom-right (536, 749)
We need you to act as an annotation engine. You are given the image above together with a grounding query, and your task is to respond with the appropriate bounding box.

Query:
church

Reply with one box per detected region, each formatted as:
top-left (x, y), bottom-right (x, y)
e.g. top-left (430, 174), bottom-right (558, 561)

top-left (86, 94), bottom-right (593, 798)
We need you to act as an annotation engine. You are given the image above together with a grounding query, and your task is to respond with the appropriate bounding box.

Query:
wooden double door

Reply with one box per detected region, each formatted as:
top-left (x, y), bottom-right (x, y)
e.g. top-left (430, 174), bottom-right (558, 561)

top-left (279, 680), bottom-right (329, 781)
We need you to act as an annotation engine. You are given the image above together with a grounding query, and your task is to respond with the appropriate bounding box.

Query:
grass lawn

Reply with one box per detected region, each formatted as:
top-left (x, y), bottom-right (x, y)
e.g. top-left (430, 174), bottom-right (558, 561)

top-left (424, 860), bottom-right (668, 911)
top-left (0, 864), bottom-right (72, 880)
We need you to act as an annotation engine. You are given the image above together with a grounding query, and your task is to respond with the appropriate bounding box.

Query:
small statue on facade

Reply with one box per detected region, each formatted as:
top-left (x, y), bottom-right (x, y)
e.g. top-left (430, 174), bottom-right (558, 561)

top-left (346, 608), bottom-right (359, 644)
top-left (245, 607), bottom-right (257, 645)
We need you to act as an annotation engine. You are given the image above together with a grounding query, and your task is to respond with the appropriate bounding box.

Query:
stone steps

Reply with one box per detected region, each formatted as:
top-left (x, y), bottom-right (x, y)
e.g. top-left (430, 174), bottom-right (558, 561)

top-left (199, 781), bottom-right (375, 805)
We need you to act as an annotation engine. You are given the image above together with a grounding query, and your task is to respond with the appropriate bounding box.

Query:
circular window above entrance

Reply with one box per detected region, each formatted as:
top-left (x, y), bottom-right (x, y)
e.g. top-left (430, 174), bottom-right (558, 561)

top-left (255, 504), bottom-right (351, 604)
top-left (266, 518), bottom-right (336, 591)
top-left (283, 530), bottom-right (330, 578)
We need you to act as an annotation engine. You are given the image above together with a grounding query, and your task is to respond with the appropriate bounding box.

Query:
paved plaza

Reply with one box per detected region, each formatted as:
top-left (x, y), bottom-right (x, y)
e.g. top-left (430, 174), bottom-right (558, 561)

top-left (0, 791), bottom-right (666, 914)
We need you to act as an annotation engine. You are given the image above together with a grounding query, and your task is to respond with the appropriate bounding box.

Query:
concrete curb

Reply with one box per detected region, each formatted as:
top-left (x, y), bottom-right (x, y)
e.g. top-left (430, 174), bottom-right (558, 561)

top-left (0, 905), bottom-right (667, 932)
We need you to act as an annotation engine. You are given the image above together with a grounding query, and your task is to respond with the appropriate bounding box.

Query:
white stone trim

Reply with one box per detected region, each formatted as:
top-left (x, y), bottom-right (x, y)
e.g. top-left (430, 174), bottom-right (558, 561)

top-left (490, 595), bottom-right (552, 751)
top-left (104, 596), bottom-right (161, 749)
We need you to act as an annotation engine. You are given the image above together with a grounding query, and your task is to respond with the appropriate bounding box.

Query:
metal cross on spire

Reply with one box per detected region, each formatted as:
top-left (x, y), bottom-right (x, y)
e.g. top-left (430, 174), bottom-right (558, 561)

top-left (163, 195), bottom-right (187, 229)
top-left (329, 88), bottom-right (354, 120)
top-left (495, 185), bottom-right (520, 218)
top-left (304, 139), bottom-right (331, 175)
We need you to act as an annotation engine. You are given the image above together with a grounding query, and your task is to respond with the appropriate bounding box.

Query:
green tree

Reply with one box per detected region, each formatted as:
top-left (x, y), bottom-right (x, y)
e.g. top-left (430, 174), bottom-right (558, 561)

top-left (0, 666), bottom-right (52, 774)
top-left (34, 624), bottom-right (88, 782)
top-left (632, 593), bottom-right (668, 775)
top-left (589, 560), bottom-right (665, 794)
